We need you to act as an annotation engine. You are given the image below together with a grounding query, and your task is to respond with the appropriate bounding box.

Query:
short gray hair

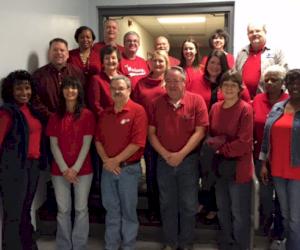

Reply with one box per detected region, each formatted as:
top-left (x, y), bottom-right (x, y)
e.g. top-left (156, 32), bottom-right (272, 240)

top-left (263, 65), bottom-right (287, 80)
top-left (165, 66), bottom-right (186, 82)
top-left (123, 31), bottom-right (140, 43)
top-left (111, 75), bottom-right (131, 89)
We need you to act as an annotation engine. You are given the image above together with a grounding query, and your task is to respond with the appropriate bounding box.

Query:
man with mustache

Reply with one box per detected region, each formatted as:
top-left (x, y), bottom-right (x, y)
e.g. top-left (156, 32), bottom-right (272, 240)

top-left (95, 75), bottom-right (147, 250)
top-left (235, 22), bottom-right (287, 99)
top-left (32, 38), bottom-right (85, 121)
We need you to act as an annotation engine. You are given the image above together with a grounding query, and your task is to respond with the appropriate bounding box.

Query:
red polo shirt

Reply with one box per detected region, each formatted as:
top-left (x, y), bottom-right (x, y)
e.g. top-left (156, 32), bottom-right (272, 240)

top-left (46, 108), bottom-right (95, 176)
top-left (149, 91), bottom-right (209, 152)
top-left (132, 75), bottom-right (166, 113)
top-left (242, 48), bottom-right (262, 98)
top-left (119, 53), bottom-right (149, 89)
top-left (87, 71), bottom-right (115, 118)
top-left (68, 47), bottom-right (101, 76)
top-left (0, 104), bottom-right (42, 159)
top-left (252, 92), bottom-right (289, 159)
top-left (95, 99), bottom-right (148, 162)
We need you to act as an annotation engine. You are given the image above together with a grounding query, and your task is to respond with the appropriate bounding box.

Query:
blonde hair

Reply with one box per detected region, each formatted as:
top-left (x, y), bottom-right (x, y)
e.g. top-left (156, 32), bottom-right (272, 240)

top-left (150, 50), bottom-right (170, 72)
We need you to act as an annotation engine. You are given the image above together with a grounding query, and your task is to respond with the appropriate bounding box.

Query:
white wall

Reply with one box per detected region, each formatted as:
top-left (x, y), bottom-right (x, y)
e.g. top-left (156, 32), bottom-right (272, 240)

top-left (0, 0), bottom-right (90, 79)
top-left (91, 0), bottom-right (299, 69)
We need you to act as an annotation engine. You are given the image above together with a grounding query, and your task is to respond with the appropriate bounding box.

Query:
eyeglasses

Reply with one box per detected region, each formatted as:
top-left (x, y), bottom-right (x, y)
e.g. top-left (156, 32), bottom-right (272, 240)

top-left (110, 86), bottom-right (129, 92)
top-left (125, 40), bottom-right (139, 44)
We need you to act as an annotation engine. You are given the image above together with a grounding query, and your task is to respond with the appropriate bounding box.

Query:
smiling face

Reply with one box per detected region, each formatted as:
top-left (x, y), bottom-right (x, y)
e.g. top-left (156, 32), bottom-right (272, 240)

top-left (110, 78), bottom-right (131, 105)
top-left (183, 41), bottom-right (197, 64)
top-left (13, 80), bottom-right (32, 104)
top-left (155, 36), bottom-right (170, 52)
top-left (287, 79), bottom-right (300, 101)
top-left (221, 80), bottom-right (241, 101)
top-left (263, 71), bottom-right (284, 96)
top-left (206, 56), bottom-right (222, 79)
top-left (212, 35), bottom-right (225, 51)
top-left (104, 20), bottom-right (118, 42)
top-left (48, 41), bottom-right (69, 69)
top-left (103, 51), bottom-right (119, 73)
top-left (78, 29), bottom-right (94, 50)
top-left (165, 69), bottom-right (185, 102)
top-left (151, 54), bottom-right (168, 76)
top-left (247, 23), bottom-right (266, 51)
top-left (63, 85), bottom-right (79, 102)
top-left (124, 34), bottom-right (140, 55)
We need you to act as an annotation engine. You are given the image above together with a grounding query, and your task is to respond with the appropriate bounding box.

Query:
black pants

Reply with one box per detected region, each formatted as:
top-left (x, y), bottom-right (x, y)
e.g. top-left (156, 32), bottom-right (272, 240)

top-left (1, 159), bottom-right (40, 250)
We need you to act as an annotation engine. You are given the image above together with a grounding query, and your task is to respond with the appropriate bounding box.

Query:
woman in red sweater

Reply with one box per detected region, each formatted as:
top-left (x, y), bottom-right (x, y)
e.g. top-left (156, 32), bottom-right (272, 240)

top-left (0, 70), bottom-right (45, 250)
top-left (132, 50), bottom-right (169, 222)
top-left (68, 26), bottom-right (101, 77)
top-left (208, 70), bottom-right (253, 250)
top-left (46, 77), bottom-right (95, 250)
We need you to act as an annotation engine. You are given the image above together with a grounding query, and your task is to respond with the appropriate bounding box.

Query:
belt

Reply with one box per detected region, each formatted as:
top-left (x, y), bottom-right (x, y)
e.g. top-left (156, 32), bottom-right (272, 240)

top-left (120, 159), bottom-right (140, 167)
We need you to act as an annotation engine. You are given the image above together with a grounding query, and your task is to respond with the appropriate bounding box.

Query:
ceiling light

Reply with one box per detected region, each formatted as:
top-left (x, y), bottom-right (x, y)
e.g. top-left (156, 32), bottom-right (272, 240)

top-left (157, 16), bottom-right (206, 24)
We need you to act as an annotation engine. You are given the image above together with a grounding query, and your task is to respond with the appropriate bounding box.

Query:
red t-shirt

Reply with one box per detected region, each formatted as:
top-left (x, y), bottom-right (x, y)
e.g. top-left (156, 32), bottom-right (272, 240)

top-left (87, 71), bottom-right (115, 118)
top-left (252, 92), bottom-right (289, 159)
top-left (270, 114), bottom-right (300, 180)
top-left (0, 104), bottom-right (42, 159)
top-left (95, 99), bottom-right (148, 163)
top-left (68, 47), bottom-right (101, 76)
top-left (46, 108), bottom-right (96, 176)
top-left (201, 53), bottom-right (235, 69)
top-left (242, 49), bottom-right (262, 99)
top-left (149, 92), bottom-right (209, 152)
top-left (119, 53), bottom-right (149, 89)
top-left (132, 75), bottom-right (166, 114)
top-left (209, 100), bottom-right (254, 183)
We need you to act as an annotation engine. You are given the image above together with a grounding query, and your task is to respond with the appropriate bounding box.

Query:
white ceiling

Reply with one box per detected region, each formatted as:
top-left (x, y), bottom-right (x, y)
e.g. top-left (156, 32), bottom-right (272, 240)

top-left (131, 14), bottom-right (225, 48)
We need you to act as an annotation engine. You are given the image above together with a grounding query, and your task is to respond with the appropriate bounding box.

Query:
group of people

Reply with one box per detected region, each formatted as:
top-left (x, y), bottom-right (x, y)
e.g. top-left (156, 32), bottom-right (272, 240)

top-left (0, 17), bottom-right (299, 250)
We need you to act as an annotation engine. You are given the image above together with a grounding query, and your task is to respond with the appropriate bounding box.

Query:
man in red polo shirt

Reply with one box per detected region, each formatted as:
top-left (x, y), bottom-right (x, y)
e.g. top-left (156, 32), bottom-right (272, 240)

top-left (95, 75), bottom-right (147, 250)
top-left (119, 31), bottom-right (149, 89)
top-left (148, 66), bottom-right (208, 250)
top-left (235, 22), bottom-right (287, 99)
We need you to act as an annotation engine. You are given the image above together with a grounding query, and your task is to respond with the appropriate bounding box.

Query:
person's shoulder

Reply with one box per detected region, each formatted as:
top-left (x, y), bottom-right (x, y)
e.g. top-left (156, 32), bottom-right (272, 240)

top-left (32, 64), bottom-right (51, 77)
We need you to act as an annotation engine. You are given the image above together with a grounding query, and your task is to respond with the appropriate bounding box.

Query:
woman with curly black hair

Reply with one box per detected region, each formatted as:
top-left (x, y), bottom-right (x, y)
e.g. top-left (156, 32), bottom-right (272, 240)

top-left (46, 76), bottom-right (95, 250)
top-left (0, 70), bottom-right (46, 250)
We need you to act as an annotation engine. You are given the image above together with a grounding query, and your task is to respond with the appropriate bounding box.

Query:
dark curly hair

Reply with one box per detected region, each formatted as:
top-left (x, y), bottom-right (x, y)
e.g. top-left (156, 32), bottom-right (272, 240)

top-left (208, 29), bottom-right (229, 50)
top-left (100, 45), bottom-right (121, 64)
top-left (1, 70), bottom-right (37, 104)
top-left (204, 50), bottom-right (229, 85)
top-left (179, 38), bottom-right (201, 68)
top-left (57, 77), bottom-right (85, 120)
top-left (74, 26), bottom-right (96, 43)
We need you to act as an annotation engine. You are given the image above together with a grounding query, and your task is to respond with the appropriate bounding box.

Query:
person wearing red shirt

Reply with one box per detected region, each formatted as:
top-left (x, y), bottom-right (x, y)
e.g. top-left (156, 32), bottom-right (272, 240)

top-left (154, 36), bottom-right (180, 67)
top-left (260, 69), bottom-right (300, 250)
top-left (32, 38), bottom-right (85, 121)
top-left (95, 75), bottom-right (147, 250)
top-left (68, 26), bottom-right (101, 77)
top-left (208, 70), bottom-right (253, 250)
top-left (200, 29), bottom-right (235, 69)
top-left (88, 45), bottom-right (121, 118)
top-left (93, 19), bottom-right (124, 56)
top-left (235, 22), bottom-right (287, 99)
top-left (253, 65), bottom-right (289, 235)
top-left (0, 70), bottom-right (46, 250)
top-left (132, 49), bottom-right (169, 222)
top-left (119, 31), bottom-right (149, 89)
top-left (148, 66), bottom-right (208, 250)
top-left (46, 77), bottom-right (95, 250)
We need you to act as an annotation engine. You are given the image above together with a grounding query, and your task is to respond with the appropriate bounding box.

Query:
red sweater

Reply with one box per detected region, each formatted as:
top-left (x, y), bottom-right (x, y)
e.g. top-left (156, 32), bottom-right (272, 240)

top-left (132, 75), bottom-right (166, 114)
top-left (0, 104), bottom-right (42, 159)
top-left (209, 100), bottom-right (254, 183)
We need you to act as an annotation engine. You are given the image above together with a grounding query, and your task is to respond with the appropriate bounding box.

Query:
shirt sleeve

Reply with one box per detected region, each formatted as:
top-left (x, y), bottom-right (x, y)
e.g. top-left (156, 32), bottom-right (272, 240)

top-left (195, 95), bottom-right (209, 127)
top-left (130, 106), bottom-right (148, 147)
top-left (88, 76), bottom-right (103, 117)
top-left (0, 110), bottom-right (13, 146)
top-left (82, 110), bottom-right (96, 135)
top-left (46, 114), bottom-right (58, 137)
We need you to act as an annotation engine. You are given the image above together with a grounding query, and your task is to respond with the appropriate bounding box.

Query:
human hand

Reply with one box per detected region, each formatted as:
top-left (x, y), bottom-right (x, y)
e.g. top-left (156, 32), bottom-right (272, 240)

top-left (103, 157), bottom-right (122, 175)
top-left (260, 162), bottom-right (269, 185)
top-left (166, 152), bottom-right (184, 167)
top-left (63, 168), bottom-right (79, 184)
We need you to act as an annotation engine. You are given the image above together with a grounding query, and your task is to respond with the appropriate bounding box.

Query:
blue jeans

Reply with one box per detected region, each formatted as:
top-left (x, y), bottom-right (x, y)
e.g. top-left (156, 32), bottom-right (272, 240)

top-left (101, 163), bottom-right (141, 250)
top-left (273, 177), bottom-right (300, 250)
top-left (52, 173), bottom-right (93, 250)
top-left (215, 180), bottom-right (251, 250)
top-left (157, 153), bottom-right (199, 248)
